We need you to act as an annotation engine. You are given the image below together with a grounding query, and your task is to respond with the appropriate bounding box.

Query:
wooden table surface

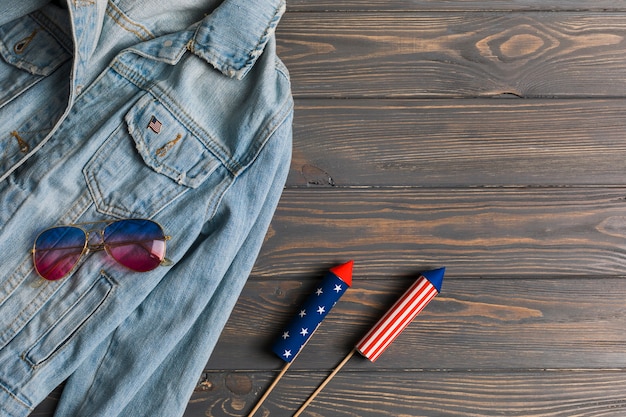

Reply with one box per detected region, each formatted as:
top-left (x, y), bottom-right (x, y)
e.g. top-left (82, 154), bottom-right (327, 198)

top-left (33, 1), bottom-right (626, 416)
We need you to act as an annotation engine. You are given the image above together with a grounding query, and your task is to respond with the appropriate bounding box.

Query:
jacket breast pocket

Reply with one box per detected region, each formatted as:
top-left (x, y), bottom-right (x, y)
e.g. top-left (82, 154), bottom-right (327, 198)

top-left (84, 93), bottom-right (223, 218)
top-left (0, 13), bottom-right (71, 108)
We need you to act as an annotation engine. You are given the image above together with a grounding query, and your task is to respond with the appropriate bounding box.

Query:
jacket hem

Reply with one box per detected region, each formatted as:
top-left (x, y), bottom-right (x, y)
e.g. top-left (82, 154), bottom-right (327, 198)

top-left (0, 380), bottom-right (31, 417)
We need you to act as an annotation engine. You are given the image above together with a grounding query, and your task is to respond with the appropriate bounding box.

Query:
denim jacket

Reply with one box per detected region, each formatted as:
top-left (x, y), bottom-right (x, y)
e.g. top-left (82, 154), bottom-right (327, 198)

top-left (0, 0), bottom-right (292, 416)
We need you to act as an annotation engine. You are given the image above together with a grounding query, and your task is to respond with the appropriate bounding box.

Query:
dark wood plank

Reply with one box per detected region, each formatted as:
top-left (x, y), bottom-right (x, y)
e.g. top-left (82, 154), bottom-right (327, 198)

top-left (206, 277), bottom-right (626, 370)
top-left (288, 1), bottom-right (626, 12)
top-left (186, 5), bottom-right (626, 417)
top-left (29, 385), bottom-right (63, 416)
top-left (288, 99), bottom-right (626, 187)
top-left (277, 12), bottom-right (626, 98)
top-left (186, 370), bottom-right (626, 416)
top-left (253, 188), bottom-right (626, 279)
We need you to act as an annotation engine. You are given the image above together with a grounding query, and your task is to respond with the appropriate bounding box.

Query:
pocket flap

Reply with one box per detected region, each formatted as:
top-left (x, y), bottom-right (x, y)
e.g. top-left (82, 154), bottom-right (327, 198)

top-left (126, 95), bottom-right (221, 188)
top-left (0, 15), bottom-right (71, 76)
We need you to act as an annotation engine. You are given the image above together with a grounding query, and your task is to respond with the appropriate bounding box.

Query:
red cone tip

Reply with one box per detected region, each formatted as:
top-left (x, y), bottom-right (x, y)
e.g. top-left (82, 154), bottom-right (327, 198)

top-left (329, 260), bottom-right (354, 286)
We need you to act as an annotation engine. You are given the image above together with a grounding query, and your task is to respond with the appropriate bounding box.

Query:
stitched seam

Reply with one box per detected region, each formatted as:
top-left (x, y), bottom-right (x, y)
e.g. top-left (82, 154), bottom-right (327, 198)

top-left (0, 257), bottom-right (32, 307)
top-left (204, 170), bottom-right (234, 221)
top-left (0, 380), bottom-right (31, 411)
top-left (0, 272), bottom-right (58, 350)
top-left (111, 59), bottom-right (238, 174)
top-left (227, 0), bottom-right (285, 75)
top-left (189, 0), bottom-right (284, 78)
top-left (146, 89), bottom-right (239, 173)
top-left (23, 274), bottom-right (115, 368)
top-left (29, 10), bottom-right (73, 54)
top-left (244, 1), bottom-right (285, 68)
top-left (109, 58), bottom-right (153, 91)
top-left (83, 123), bottom-right (188, 217)
top-left (62, 190), bottom-right (95, 224)
top-left (105, 1), bottom-right (154, 42)
top-left (237, 73), bottom-right (293, 172)
top-left (73, 0), bottom-right (96, 6)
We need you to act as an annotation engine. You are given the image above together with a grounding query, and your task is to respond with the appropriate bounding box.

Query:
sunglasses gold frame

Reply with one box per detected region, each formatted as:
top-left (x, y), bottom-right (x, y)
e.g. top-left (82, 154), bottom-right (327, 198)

top-left (32, 218), bottom-right (172, 281)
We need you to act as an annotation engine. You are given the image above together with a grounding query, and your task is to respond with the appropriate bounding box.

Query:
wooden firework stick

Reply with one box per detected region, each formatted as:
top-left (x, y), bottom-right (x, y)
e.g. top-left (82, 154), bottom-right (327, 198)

top-left (292, 268), bottom-right (445, 416)
top-left (246, 361), bottom-right (292, 417)
top-left (292, 349), bottom-right (356, 417)
top-left (246, 261), bottom-right (354, 417)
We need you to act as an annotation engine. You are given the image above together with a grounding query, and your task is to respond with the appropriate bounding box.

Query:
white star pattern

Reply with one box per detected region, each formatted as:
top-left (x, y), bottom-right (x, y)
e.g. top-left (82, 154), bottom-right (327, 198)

top-left (273, 272), bottom-right (352, 363)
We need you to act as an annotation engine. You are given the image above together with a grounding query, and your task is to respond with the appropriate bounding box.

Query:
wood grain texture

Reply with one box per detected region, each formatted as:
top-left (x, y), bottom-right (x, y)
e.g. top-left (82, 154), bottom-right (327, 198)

top-left (186, 370), bottom-right (626, 417)
top-left (28, 387), bottom-right (62, 416)
top-left (185, 5), bottom-right (626, 417)
top-left (278, 13), bottom-right (626, 98)
top-left (253, 188), bottom-right (626, 279)
top-left (289, 99), bottom-right (626, 187)
top-left (205, 278), bottom-right (626, 371)
top-left (288, 1), bottom-right (626, 12)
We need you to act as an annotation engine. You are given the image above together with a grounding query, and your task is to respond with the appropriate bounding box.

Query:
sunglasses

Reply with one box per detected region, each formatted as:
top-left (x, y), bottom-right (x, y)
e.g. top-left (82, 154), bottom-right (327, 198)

top-left (32, 218), bottom-right (172, 281)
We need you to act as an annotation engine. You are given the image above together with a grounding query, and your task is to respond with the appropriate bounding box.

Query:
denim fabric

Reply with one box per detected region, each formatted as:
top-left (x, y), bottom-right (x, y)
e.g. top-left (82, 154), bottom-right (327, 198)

top-left (0, 0), bottom-right (292, 416)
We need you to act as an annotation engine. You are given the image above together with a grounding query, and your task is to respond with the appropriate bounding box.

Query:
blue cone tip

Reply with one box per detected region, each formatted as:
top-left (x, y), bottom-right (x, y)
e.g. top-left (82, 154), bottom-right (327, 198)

top-left (421, 267), bottom-right (445, 292)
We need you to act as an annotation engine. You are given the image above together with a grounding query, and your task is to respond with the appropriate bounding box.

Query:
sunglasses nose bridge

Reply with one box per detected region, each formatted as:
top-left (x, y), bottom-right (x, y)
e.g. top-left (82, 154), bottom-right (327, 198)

top-left (86, 230), bottom-right (106, 251)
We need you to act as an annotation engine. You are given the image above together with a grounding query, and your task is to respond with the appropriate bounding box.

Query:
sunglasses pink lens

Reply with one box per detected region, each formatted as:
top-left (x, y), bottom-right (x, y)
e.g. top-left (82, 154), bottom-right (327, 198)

top-left (34, 226), bottom-right (87, 280)
top-left (104, 219), bottom-right (166, 272)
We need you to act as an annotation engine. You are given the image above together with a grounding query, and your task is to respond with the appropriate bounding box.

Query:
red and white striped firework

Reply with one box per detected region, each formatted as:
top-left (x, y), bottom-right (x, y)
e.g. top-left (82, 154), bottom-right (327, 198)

top-left (356, 267), bottom-right (444, 362)
top-left (292, 267), bottom-right (445, 417)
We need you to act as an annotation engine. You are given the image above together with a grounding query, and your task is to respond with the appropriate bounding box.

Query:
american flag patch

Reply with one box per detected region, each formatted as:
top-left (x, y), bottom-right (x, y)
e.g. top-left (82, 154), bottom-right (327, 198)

top-left (147, 115), bottom-right (162, 134)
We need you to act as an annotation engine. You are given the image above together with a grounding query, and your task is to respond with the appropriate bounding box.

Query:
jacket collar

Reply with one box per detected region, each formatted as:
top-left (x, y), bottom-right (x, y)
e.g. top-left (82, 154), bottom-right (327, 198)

top-left (67, 0), bottom-right (285, 85)
top-left (188, 0), bottom-right (285, 80)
